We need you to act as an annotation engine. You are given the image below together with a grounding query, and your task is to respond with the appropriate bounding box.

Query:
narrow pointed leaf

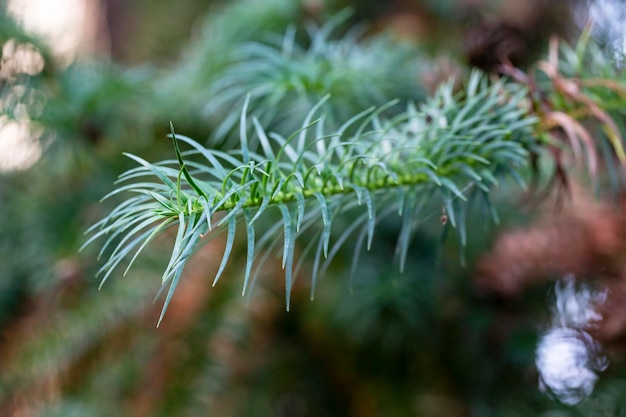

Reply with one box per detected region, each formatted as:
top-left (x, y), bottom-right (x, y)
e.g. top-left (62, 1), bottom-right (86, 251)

top-left (213, 215), bottom-right (237, 286)
top-left (242, 209), bottom-right (255, 296)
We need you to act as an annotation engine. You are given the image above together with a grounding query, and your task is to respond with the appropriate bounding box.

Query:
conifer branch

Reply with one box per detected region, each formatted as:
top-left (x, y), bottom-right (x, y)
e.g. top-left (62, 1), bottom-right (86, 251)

top-left (82, 72), bottom-right (538, 325)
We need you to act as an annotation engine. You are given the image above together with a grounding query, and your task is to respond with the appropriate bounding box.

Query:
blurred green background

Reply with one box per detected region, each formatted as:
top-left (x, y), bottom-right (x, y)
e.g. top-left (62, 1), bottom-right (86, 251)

top-left (2, 0), bottom-right (626, 416)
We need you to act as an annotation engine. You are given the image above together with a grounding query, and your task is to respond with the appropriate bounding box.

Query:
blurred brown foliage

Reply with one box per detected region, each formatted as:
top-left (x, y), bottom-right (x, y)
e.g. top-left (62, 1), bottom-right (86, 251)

top-left (475, 185), bottom-right (626, 345)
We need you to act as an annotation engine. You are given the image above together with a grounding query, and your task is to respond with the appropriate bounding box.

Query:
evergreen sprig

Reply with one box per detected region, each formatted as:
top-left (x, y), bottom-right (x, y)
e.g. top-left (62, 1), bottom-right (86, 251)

top-left (82, 72), bottom-right (537, 325)
top-left (499, 33), bottom-right (626, 194)
top-left (204, 10), bottom-right (424, 146)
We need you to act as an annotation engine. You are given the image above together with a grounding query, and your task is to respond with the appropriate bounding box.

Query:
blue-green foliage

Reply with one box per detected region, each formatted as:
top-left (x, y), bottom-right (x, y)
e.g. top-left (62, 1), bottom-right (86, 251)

top-left (83, 72), bottom-right (537, 325)
top-left (204, 10), bottom-right (425, 146)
